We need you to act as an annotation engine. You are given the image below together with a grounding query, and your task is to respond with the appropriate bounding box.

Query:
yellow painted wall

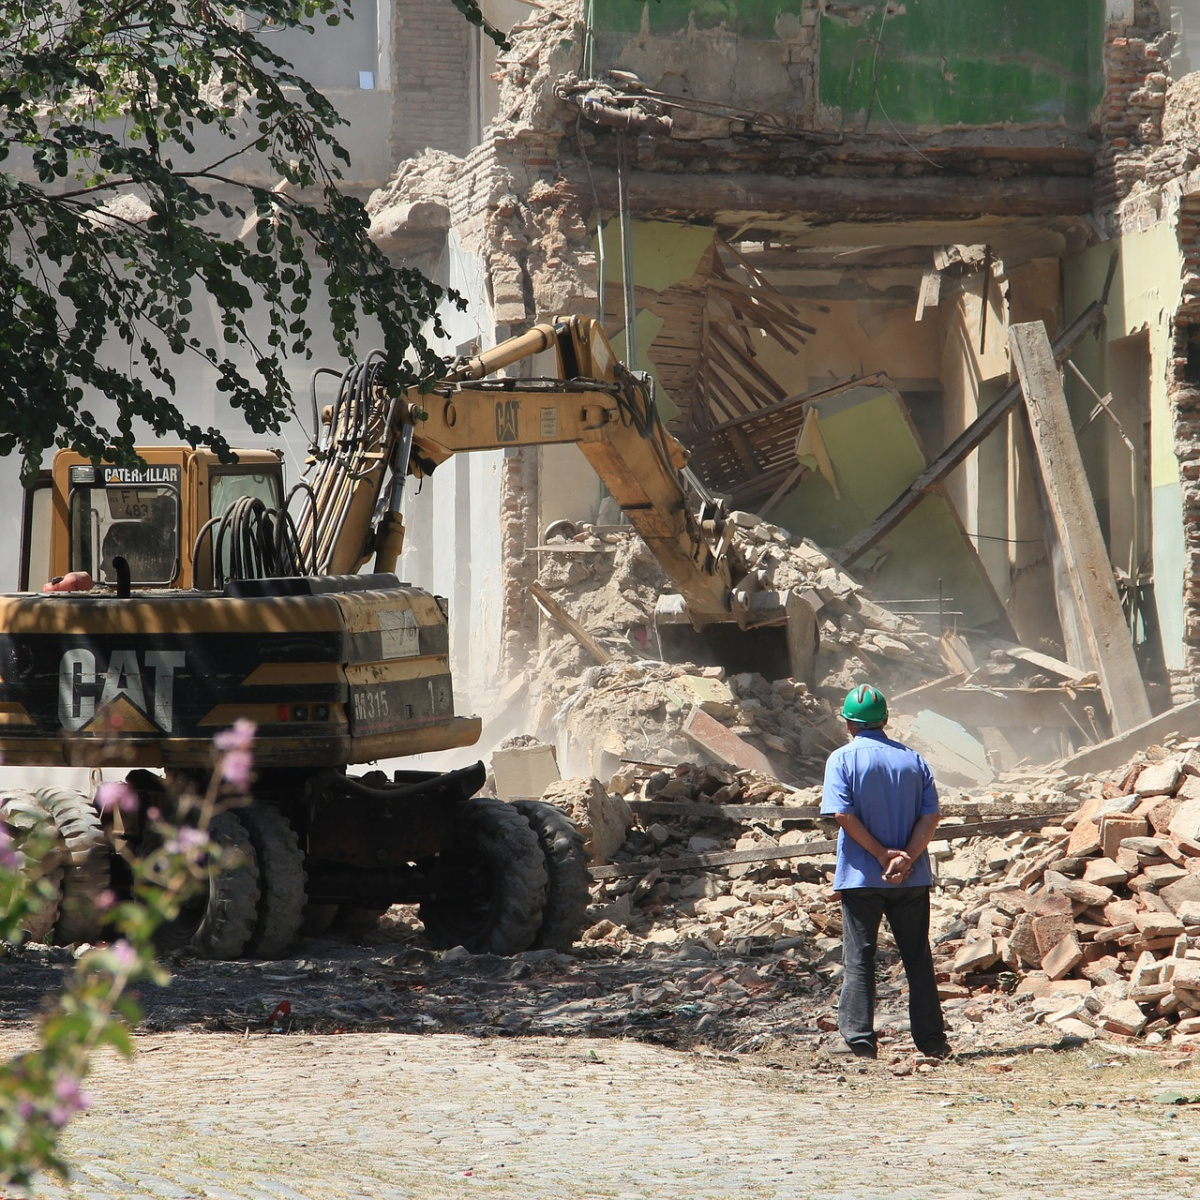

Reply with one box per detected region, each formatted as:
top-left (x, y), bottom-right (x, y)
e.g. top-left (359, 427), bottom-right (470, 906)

top-left (1065, 224), bottom-right (1185, 668)
top-left (751, 299), bottom-right (943, 393)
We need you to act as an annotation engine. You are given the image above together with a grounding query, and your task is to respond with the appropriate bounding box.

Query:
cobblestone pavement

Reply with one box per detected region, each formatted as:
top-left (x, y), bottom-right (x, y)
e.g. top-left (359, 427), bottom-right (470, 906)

top-left (2, 1029), bottom-right (1200, 1200)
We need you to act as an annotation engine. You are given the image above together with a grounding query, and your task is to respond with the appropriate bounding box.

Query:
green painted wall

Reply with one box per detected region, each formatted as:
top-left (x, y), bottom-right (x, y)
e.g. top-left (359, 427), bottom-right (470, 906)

top-left (593, 1), bottom-right (1107, 129)
top-left (773, 385), bottom-right (1001, 626)
top-left (594, 0), bottom-right (806, 38)
top-left (821, 0), bottom-right (1106, 128)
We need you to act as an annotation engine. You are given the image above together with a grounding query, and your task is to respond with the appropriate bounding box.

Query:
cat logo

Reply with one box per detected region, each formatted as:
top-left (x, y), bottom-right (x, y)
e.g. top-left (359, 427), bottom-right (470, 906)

top-left (495, 399), bottom-right (520, 442)
top-left (58, 649), bottom-right (186, 733)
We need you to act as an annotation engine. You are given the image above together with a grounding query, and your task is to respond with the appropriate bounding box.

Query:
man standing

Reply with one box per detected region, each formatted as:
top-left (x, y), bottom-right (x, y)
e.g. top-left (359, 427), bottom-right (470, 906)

top-left (820, 684), bottom-right (949, 1060)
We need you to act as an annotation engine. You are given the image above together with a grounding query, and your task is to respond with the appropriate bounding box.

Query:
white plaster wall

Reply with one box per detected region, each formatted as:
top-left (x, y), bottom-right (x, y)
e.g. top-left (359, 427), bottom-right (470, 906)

top-left (398, 230), bottom-right (504, 712)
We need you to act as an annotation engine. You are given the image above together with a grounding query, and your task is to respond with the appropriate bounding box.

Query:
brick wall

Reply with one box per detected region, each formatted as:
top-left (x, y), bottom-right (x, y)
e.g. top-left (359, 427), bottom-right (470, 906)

top-left (1096, 1), bottom-right (1170, 216)
top-left (1166, 194), bottom-right (1200, 701)
top-left (391, 0), bottom-right (473, 161)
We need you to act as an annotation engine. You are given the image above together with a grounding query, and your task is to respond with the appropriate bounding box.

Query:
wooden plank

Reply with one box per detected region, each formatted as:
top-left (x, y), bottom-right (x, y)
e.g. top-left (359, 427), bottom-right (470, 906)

top-left (892, 672), bottom-right (966, 705)
top-left (940, 630), bottom-right (978, 676)
top-left (761, 459), bottom-right (808, 516)
top-left (1008, 321), bottom-right (1151, 733)
top-left (915, 267), bottom-right (941, 321)
top-left (530, 582), bottom-right (611, 665)
top-left (894, 684), bottom-right (1105, 729)
top-left (588, 167), bottom-right (1094, 221)
top-left (992, 639), bottom-right (1094, 684)
top-left (628, 801), bottom-right (822, 820)
top-left (1056, 699), bottom-right (1200, 774)
top-left (728, 425), bottom-right (760, 474)
top-left (589, 811), bottom-right (1075, 879)
top-left (836, 297), bottom-right (1108, 566)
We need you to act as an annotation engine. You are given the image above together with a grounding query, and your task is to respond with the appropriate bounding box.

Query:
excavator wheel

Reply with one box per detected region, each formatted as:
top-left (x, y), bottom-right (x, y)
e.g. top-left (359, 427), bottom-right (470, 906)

top-left (153, 811), bottom-right (261, 960)
top-left (37, 787), bottom-right (112, 946)
top-left (418, 797), bottom-right (548, 955)
top-left (0, 789), bottom-right (65, 944)
top-left (511, 800), bottom-right (591, 951)
top-left (235, 805), bottom-right (307, 959)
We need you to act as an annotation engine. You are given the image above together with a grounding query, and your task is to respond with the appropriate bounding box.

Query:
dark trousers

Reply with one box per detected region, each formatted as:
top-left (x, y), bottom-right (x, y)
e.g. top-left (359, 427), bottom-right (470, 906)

top-left (839, 886), bottom-right (945, 1052)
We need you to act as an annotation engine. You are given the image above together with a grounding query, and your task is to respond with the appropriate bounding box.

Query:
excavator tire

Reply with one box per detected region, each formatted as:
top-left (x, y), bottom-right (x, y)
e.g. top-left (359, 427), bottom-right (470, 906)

top-left (512, 800), bottom-right (591, 951)
top-left (419, 797), bottom-right (548, 955)
top-left (153, 811), bottom-right (261, 960)
top-left (1, 789), bottom-right (65, 944)
top-left (37, 787), bottom-right (111, 946)
top-left (235, 805), bottom-right (307, 959)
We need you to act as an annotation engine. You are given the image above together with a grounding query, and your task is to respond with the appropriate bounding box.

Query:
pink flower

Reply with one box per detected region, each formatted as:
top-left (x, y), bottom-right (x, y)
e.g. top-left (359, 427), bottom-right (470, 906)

top-left (109, 939), bottom-right (138, 970)
top-left (221, 748), bottom-right (254, 791)
top-left (214, 719), bottom-right (256, 753)
top-left (166, 826), bottom-right (209, 858)
top-left (94, 889), bottom-right (117, 912)
top-left (95, 781), bottom-right (138, 815)
top-left (214, 720), bottom-right (256, 791)
top-left (51, 1075), bottom-right (92, 1115)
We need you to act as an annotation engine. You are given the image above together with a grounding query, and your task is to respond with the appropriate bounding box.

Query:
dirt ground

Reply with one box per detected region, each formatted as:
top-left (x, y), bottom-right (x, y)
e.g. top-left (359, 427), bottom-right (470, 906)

top-left (3, 921), bottom-right (1200, 1200)
top-left (2, 1028), bottom-right (1200, 1200)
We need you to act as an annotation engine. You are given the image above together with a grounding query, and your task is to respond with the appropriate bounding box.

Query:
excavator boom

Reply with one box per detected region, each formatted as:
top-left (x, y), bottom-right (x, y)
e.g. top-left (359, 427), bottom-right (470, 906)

top-left (289, 314), bottom-right (815, 679)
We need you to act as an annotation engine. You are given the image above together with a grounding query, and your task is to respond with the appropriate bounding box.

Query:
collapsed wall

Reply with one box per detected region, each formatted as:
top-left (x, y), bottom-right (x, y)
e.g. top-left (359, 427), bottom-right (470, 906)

top-left (365, 1), bottom-right (1200, 716)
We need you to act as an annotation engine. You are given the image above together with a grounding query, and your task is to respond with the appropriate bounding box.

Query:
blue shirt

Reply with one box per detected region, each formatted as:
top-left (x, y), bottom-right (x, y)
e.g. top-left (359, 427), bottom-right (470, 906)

top-left (820, 729), bottom-right (939, 890)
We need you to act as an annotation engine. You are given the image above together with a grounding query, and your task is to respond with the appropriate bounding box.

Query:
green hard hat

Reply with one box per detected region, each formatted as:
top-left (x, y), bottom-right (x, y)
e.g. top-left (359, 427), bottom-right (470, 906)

top-left (841, 684), bottom-right (888, 726)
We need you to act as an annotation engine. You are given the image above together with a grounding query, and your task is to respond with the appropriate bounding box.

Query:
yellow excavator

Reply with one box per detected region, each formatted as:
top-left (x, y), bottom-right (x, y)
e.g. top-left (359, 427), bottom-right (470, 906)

top-left (1, 316), bottom-right (814, 958)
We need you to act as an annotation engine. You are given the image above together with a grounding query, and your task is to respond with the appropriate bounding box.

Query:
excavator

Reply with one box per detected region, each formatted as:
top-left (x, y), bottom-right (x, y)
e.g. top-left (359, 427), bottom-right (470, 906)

top-left (0, 316), bottom-right (815, 959)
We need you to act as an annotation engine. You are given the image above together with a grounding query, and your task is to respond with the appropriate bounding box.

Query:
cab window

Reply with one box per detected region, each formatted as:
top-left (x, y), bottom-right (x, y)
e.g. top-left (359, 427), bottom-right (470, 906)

top-left (210, 470), bottom-right (283, 518)
top-left (69, 484), bottom-right (180, 586)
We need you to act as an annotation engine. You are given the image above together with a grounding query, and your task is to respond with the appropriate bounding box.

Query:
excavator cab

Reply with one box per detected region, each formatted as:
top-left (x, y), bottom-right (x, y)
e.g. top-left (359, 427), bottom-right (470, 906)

top-left (68, 466), bottom-right (181, 588)
top-left (21, 448), bottom-right (286, 592)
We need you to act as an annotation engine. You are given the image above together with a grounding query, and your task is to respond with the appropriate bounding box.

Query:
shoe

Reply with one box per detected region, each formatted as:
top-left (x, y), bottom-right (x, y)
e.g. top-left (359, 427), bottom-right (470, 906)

top-left (916, 1040), bottom-right (952, 1059)
top-left (825, 1039), bottom-right (878, 1060)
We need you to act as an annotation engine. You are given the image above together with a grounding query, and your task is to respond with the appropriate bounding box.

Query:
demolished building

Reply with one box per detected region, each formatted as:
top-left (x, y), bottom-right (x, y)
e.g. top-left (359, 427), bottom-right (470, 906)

top-left (363, 0), bottom-right (1200, 773)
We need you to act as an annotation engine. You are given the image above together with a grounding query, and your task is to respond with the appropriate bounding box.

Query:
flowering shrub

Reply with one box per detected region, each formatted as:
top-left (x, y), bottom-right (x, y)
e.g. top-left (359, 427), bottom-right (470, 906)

top-left (0, 724), bottom-right (256, 1186)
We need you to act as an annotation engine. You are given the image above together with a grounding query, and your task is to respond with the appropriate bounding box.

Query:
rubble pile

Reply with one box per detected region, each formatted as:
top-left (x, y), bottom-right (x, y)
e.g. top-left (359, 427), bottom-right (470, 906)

top-left (528, 516), bottom-right (945, 779)
top-left (943, 741), bottom-right (1200, 1048)
top-left (550, 661), bottom-right (837, 784)
top-left (513, 734), bottom-right (1200, 1056)
top-left (721, 513), bottom-right (945, 695)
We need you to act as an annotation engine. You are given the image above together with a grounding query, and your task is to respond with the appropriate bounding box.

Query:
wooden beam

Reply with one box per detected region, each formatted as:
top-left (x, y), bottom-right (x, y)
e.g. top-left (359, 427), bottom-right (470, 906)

top-left (589, 811), bottom-right (1075, 879)
top-left (530, 582), bottom-right (611, 665)
top-left (836, 295), bottom-right (1108, 566)
top-left (1056, 700), bottom-right (1200, 774)
top-left (587, 168), bottom-right (1093, 221)
top-left (628, 801), bottom-right (822, 820)
top-left (761, 459), bottom-right (808, 516)
top-left (992, 639), bottom-right (1094, 684)
top-left (1008, 321), bottom-right (1151, 733)
top-left (893, 684), bottom-right (1105, 729)
top-left (915, 267), bottom-right (941, 321)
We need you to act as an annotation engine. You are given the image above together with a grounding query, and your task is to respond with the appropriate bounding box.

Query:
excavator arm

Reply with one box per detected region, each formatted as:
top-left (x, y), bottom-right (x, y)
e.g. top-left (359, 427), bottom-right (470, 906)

top-left (298, 315), bottom-right (816, 679)
top-left (406, 317), bottom-right (737, 625)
